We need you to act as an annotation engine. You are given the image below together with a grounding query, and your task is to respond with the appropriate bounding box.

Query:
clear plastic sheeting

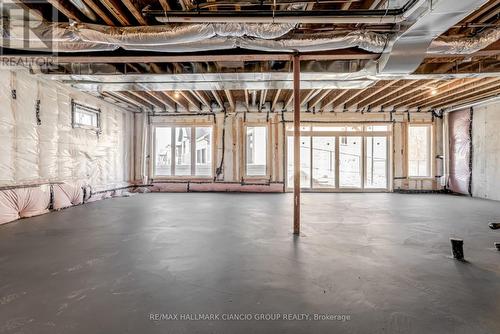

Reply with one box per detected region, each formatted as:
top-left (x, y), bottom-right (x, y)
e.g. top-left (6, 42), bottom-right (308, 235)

top-left (0, 69), bottom-right (133, 224)
top-left (428, 28), bottom-right (500, 54)
top-left (448, 108), bottom-right (472, 195)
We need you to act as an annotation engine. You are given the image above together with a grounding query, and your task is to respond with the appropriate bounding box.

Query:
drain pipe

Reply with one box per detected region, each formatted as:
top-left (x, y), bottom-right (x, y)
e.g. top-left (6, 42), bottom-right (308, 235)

top-left (150, 0), bottom-right (425, 24)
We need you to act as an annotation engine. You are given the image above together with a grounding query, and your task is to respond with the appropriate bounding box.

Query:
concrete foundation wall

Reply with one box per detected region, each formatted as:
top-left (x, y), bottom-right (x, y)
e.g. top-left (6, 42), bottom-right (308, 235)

top-left (472, 100), bottom-right (500, 200)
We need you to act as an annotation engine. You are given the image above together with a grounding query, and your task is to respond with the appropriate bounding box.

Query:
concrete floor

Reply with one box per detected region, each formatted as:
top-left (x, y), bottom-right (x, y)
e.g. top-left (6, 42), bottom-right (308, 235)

top-left (1, 193), bottom-right (500, 334)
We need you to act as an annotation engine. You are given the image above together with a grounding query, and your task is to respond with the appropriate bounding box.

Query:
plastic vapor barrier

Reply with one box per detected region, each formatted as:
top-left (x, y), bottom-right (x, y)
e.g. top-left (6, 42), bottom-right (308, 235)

top-left (0, 69), bottom-right (133, 225)
top-left (448, 108), bottom-right (472, 195)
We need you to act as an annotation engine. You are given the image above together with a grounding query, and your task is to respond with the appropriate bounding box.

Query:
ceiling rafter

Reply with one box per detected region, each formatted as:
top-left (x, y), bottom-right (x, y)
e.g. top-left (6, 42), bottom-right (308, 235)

top-left (104, 92), bottom-right (143, 110)
top-left (121, 0), bottom-right (147, 25)
top-left (81, 0), bottom-right (115, 26)
top-left (46, 0), bottom-right (80, 21)
top-left (179, 91), bottom-right (202, 112)
top-left (211, 91), bottom-right (224, 109)
top-left (431, 85), bottom-right (500, 109)
top-left (191, 91), bottom-right (212, 110)
top-left (321, 90), bottom-right (350, 111)
top-left (148, 91), bottom-right (176, 110)
top-left (271, 89), bottom-right (282, 112)
top-left (420, 78), bottom-right (500, 108)
top-left (130, 91), bottom-right (166, 109)
top-left (259, 89), bottom-right (268, 110)
top-left (371, 80), bottom-right (436, 108)
top-left (224, 90), bottom-right (235, 111)
top-left (358, 80), bottom-right (415, 109)
top-left (309, 90), bottom-right (333, 109)
top-left (99, 0), bottom-right (131, 26)
top-left (348, 81), bottom-right (398, 108)
top-left (405, 78), bottom-right (490, 108)
top-left (118, 91), bottom-right (154, 109)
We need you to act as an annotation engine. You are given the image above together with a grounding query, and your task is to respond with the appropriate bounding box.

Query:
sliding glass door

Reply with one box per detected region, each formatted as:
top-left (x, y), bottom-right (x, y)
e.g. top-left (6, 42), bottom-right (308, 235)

top-left (286, 124), bottom-right (391, 191)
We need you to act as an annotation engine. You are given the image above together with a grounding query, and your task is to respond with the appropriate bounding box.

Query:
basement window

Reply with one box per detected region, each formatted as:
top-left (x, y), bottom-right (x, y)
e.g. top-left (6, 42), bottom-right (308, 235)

top-left (408, 124), bottom-right (432, 178)
top-left (245, 126), bottom-right (268, 177)
top-left (72, 101), bottom-right (100, 131)
top-left (154, 126), bottom-right (213, 177)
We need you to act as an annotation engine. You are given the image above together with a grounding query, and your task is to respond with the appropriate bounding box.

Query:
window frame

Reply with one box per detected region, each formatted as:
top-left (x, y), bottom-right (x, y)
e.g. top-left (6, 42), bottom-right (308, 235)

top-left (407, 123), bottom-right (433, 179)
top-left (71, 100), bottom-right (101, 132)
top-left (152, 123), bottom-right (215, 179)
top-left (243, 123), bottom-right (271, 179)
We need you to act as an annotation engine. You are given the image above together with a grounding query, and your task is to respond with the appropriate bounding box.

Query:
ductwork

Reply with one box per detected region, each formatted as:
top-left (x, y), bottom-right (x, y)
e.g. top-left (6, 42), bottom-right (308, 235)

top-left (428, 28), bottom-right (500, 54)
top-left (0, 21), bottom-right (389, 53)
top-left (150, 0), bottom-right (426, 24)
top-left (379, 0), bottom-right (489, 75)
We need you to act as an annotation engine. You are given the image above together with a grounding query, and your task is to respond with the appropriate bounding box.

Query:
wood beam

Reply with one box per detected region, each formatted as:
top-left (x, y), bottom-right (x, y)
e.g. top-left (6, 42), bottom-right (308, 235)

top-left (371, 80), bottom-right (430, 108)
top-left (259, 89), bottom-right (268, 111)
top-left (105, 92), bottom-right (143, 109)
top-left (406, 78), bottom-right (488, 108)
top-left (81, 0), bottom-right (115, 25)
top-left (163, 91), bottom-right (189, 110)
top-left (211, 90), bottom-right (224, 109)
top-left (121, 0), bottom-right (147, 25)
top-left (46, 0), bottom-right (80, 21)
top-left (148, 91), bottom-right (176, 110)
top-left (131, 91), bottom-right (165, 109)
top-left (179, 91), bottom-right (202, 112)
top-left (159, 0), bottom-right (171, 11)
top-left (382, 79), bottom-right (440, 108)
top-left (99, 0), bottom-right (131, 26)
top-left (349, 81), bottom-right (397, 108)
top-left (293, 54), bottom-right (301, 236)
top-left (434, 85), bottom-right (500, 109)
top-left (117, 91), bottom-right (153, 109)
top-left (309, 90), bottom-right (332, 109)
top-left (191, 91), bottom-right (212, 110)
top-left (321, 90), bottom-right (350, 111)
top-left (358, 80), bottom-right (415, 109)
top-left (271, 89), bottom-right (281, 112)
top-left (224, 90), bottom-right (235, 111)
top-left (244, 90), bottom-right (250, 110)
top-left (420, 78), bottom-right (500, 108)
top-left (338, 86), bottom-right (372, 108)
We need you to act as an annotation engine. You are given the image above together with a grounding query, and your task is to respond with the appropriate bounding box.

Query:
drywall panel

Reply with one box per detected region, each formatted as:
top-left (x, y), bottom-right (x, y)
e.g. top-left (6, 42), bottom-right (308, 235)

top-left (472, 101), bottom-right (500, 200)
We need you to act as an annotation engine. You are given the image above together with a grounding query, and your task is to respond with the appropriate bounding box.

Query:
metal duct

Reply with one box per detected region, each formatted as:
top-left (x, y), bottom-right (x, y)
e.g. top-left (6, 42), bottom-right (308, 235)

top-left (68, 0), bottom-right (97, 22)
top-left (379, 0), bottom-right (489, 75)
top-left (44, 72), bottom-right (377, 92)
top-left (0, 21), bottom-right (387, 53)
top-left (151, 0), bottom-right (425, 24)
top-left (428, 28), bottom-right (500, 54)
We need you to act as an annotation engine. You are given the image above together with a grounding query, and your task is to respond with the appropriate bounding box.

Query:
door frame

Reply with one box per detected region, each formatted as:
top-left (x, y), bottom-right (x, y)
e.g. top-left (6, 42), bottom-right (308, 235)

top-left (285, 123), bottom-right (393, 193)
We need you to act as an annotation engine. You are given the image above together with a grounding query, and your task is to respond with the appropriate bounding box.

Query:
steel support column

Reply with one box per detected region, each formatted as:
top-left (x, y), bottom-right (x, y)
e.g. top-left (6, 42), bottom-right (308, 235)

top-left (293, 54), bottom-right (301, 235)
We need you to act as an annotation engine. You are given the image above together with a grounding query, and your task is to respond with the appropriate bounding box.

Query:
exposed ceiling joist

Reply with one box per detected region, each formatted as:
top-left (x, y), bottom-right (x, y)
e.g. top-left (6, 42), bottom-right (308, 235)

top-left (46, 0), bottom-right (80, 21)
top-left (211, 90), bottom-right (224, 109)
top-left (100, 0), bottom-right (131, 25)
top-left (81, 0), bottom-right (115, 26)
top-left (321, 90), bottom-right (349, 111)
top-left (118, 91), bottom-right (154, 109)
top-left (271, 89), bottom-right (282, 112)
top-left (179, 91), bottom-right (202, 112)
top-left (121, 0), bottom-right (147, 25)
top-left (224, 90), bottom-right (235, 111)
top-left (358, 81), bottom-right (415, 108)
